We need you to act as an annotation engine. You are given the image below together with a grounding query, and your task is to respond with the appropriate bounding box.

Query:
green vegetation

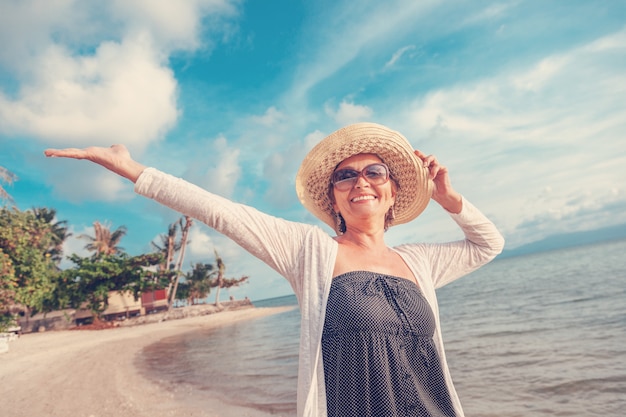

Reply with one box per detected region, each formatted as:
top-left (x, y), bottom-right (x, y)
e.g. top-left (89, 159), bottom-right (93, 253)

top-left (1, 207), bottom-right (59, 328)
top-left (0, 203), bottom-right (249, 332)
top-left (59, 252), bottom-right (165, 318)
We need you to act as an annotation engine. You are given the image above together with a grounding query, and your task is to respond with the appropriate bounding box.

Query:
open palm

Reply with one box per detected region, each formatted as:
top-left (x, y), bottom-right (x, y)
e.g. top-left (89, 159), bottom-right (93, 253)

top-left (44, 144), bottom-right (146, 183)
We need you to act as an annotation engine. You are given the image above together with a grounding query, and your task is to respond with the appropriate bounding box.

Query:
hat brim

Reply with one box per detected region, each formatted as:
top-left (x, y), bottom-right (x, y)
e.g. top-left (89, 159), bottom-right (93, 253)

top-left (296, 123), bottom-right (433, 232)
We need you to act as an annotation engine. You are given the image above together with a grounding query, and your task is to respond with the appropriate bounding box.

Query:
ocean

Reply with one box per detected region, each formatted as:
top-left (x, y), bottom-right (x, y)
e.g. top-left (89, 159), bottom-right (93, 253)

top-left (137, 239), bottom-right (626, 416)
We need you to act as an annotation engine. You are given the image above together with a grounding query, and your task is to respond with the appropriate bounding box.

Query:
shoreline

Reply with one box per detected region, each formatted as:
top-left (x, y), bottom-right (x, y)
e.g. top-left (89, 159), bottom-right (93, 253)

top-left (0, 305), bottom-right (295, 417)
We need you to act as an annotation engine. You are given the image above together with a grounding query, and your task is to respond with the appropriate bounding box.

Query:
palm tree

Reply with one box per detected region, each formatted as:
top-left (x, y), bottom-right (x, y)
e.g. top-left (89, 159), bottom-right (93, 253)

top-left (212, 249), bottom-right (249, 307)
top-left (0, 166), bottom-right (17, 204)
top-left (184, 262), bottom-right (215, 305)
top-left (168, 216), bottom-right (192, 309)
top-left (32, 207), bottom-right (72, 264)
top-left (213, 249), bottom-right (226, 306)
top-left (79, 221), bottom-right (127, 255)
top-left (151, 222), bottom-right (182, 273)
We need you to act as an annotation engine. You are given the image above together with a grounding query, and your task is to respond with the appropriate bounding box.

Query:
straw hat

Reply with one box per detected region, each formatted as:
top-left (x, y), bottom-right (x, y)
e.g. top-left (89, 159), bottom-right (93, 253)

top-left (295, 122), bottom-right (433, 232)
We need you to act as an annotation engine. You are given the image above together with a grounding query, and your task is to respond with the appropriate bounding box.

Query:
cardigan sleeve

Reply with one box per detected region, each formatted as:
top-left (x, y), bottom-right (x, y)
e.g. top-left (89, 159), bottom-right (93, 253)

top-left (396, 197), bottom-right (505, 289)
top-left (134, 168), bottom-right (314, 290)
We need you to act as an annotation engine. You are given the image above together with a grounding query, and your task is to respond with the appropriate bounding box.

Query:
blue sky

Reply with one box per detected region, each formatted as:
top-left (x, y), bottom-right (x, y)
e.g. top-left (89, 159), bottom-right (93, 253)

top-left (1, 0), bottom-right (625, 301)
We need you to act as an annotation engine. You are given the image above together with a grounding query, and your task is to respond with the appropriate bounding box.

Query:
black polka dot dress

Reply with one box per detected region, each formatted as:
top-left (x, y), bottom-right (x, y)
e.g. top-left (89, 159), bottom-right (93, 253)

top-left (321, 271), bottom-right (457, 417)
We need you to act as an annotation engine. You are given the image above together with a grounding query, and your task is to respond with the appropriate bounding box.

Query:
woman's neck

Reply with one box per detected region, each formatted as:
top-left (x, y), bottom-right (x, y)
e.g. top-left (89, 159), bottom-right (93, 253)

top-left (336, 227), bottom-right (387, 251)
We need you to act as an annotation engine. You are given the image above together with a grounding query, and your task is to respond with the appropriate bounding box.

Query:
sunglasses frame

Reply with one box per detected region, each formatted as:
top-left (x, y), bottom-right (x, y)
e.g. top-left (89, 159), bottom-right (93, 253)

top-left (331, 163), bottom-right (391, 191)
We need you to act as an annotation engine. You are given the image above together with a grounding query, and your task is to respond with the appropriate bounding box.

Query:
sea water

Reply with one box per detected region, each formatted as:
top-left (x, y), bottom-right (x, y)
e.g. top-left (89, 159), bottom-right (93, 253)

top-left (137, 239), bottom-right (626, 416)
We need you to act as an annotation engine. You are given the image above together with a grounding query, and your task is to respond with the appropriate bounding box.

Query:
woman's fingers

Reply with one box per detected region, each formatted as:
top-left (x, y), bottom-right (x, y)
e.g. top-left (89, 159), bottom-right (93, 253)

top-left (44, 148), bottom-right (90, 159)
top-left (415, 148), bottom-right (450, 188)
top-left (414, 149), bottom-right (462, 212)
top-left (45, 145), bottom-right (129, 163)
top-left (414, 150), bottom-right (440, 180)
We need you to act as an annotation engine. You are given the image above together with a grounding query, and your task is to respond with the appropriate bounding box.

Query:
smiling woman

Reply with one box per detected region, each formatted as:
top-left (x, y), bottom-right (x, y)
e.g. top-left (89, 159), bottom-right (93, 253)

top-left (45, 122), bottom-right (504, 417)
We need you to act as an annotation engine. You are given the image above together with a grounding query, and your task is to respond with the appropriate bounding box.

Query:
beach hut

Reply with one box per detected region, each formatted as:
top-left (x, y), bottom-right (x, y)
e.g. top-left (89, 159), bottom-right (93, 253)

top-left (141, 289), bottom-right (169, 314)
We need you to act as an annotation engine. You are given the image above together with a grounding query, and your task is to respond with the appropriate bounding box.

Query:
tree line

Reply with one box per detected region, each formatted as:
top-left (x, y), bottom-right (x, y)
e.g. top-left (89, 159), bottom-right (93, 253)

top-left (1, 173), bottom-right (248, 332)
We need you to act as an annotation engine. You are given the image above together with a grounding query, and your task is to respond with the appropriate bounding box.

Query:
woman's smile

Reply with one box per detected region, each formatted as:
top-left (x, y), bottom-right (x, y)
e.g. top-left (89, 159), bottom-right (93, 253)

top-left (351, 194), bottom-right (377, 203)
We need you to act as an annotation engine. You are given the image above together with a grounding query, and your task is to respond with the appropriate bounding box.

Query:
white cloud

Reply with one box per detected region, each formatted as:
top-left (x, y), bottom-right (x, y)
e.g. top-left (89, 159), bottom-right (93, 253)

top-left (287, 0), bottom-right (439, 102)
top-left (383, 45), bottom-right (416, 71)
top-left (110, 0), bottom-right (239, 52)
top-left (194, 135), bottom-right (242, 197)
top-left (175, 224), bottom-right (291, 300)
top-left (0, 0), bottom-right (240, 152)
top-left (407, 28), bottom-right (626, 152)
top-left (326, 100), bottom-right (374, 126)
top-left (0, 0), bottom-right (92, 73)
top-left (262, 140), bottom-right (307, 209)
top-left (59, 223), bottom-right (98, 269)
top-left (304, 130), bottom-right (326, 151)
top-left (256, 127), bottom-right (327, 213)
top-left (0, 35), bottom-right (178, 151)
top-left (509, 187), bottom-right (626, 247)
top-left (45, 158), bottom-right (136, 203)
top-left (207, 232), bottom-right (293, 300)
top-left (462, 1), bottom-right (518, 26)
top-left (0, 0), bottom-right (239, 71)
top-left (397, 27), bottom-right (626, 247)
top-left (251, 106), bottom-right (286, 127)
top-left (185, 226), bottom-right (216, 261)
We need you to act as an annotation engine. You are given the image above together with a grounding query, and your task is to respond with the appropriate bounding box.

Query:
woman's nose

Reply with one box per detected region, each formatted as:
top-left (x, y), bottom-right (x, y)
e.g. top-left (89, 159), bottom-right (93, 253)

top-left (354, 174), bottom-right (370, 188)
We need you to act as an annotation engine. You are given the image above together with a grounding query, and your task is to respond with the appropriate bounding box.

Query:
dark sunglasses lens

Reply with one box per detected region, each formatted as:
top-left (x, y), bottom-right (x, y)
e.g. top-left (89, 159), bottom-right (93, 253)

top-left (364, 164), bottom-right (388, 182)
top-left (333, 169), bottom-right (358, 184)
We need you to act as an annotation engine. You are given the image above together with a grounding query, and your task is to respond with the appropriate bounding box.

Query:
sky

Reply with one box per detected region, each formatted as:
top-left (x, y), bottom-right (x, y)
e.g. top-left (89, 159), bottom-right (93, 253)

top-left (0, 0), bottom-right (625, 301)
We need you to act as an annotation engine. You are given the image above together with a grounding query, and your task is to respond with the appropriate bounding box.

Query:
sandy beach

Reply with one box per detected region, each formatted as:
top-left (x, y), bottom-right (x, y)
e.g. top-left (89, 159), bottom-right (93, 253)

top-left (0, 306), bottom-right (295, 417)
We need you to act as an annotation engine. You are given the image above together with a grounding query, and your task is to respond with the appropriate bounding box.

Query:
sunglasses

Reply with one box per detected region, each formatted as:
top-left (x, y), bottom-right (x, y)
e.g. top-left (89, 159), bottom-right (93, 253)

top-left (331, 163), bottom-right (390, 191)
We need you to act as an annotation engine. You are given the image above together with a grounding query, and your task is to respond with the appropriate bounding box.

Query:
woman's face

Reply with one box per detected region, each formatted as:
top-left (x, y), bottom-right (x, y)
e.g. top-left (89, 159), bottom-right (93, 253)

top-left (332, 153), bottom-right (396, 228)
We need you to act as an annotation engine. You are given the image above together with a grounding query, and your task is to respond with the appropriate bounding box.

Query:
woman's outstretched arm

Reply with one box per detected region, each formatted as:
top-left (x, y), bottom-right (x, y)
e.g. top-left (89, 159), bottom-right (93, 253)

top-left (44, 144), bottom-right (318, 288)
top-left (44, 144), bottom-right (147, 183)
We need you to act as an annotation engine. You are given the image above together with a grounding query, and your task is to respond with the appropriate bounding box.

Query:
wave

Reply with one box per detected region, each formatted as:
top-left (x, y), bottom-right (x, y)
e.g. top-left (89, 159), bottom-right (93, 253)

top-left (532, 375), bottom-right (626, 396)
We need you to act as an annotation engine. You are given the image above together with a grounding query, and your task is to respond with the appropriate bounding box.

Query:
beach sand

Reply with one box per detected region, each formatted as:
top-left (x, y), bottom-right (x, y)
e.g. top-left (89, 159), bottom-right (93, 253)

top-left (0, 306), bottom-right (294, 417)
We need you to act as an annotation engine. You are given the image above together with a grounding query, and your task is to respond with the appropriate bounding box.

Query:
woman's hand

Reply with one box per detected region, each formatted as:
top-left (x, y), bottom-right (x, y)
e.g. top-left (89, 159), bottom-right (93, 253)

top-left (44, 144), bottom-right (147, 183)
top-left (414, 150), bottom-right (462, 214)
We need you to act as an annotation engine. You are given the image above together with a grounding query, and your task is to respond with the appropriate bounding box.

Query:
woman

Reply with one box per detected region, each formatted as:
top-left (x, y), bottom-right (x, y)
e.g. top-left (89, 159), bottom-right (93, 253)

top-left (45, 122), bottom-right (504, 417)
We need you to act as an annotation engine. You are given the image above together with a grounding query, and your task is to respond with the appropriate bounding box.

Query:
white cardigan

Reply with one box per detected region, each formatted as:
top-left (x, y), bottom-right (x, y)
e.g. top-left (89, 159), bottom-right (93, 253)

top-left (135, 167), bottom-right (505, 417)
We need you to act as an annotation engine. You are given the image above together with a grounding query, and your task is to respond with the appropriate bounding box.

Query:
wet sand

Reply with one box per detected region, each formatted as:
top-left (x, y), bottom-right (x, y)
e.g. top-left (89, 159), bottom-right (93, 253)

top-left (0, 306), bottom-right (293, 417)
